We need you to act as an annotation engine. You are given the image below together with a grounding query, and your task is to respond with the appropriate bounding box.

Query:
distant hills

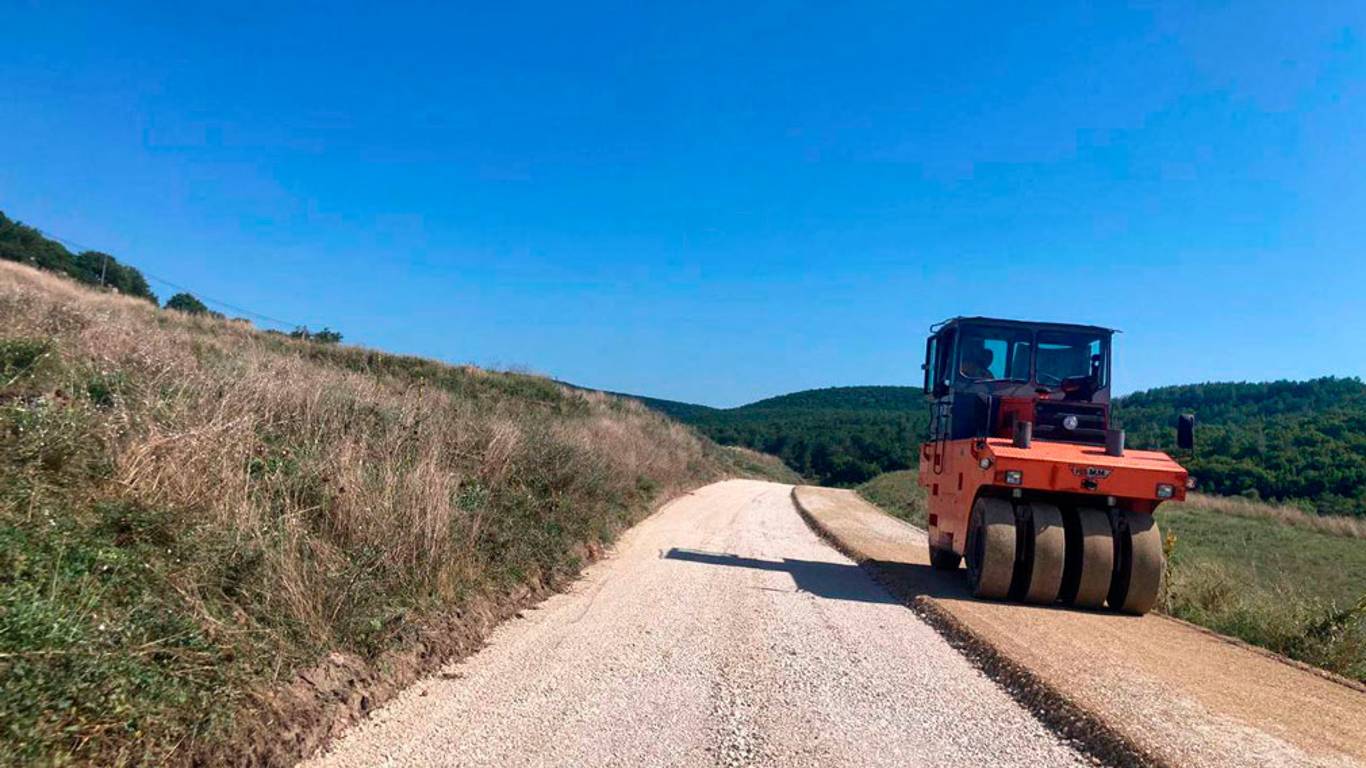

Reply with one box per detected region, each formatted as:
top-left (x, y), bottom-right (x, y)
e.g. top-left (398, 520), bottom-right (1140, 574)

top-left (1115, 378), bottom-right (1366, 517)
top-left (622, 386), bottom-right (927, 487)
top-left (630, 380), bottom-right (1366, 517)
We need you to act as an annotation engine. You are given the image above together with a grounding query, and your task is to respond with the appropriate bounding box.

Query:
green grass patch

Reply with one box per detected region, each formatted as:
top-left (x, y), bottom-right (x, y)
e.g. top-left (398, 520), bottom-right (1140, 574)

top-left (857, 470), bottom-right (927, 527)
top-left (1157, 504), bottom-right (1366, 608)
top-left (0, 391), bottom-right (241, 765)
top-left (0, 338), bottom-right (55, 391)
top-left (1158, 503), bottom-right (1366, 682)
top-left (0, 503), bottom-right (239, 766)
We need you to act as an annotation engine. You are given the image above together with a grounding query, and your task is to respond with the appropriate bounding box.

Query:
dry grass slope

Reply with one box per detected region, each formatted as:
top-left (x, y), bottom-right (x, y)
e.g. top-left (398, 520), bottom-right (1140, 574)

top-left (0, 262), bottom-right (754, 765)
top-left (1178, 493), bottom-right (1366, 539)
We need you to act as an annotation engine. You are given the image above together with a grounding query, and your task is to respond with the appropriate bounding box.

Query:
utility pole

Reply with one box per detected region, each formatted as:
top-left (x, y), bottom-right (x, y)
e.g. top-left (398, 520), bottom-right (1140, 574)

top-left (100, 252), bottom-right (109, 286)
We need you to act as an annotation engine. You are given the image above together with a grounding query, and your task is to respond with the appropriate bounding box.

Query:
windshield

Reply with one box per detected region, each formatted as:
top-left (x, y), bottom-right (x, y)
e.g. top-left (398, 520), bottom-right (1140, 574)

top-left (1036, 330), bottom-right (1108, 386)
top-left (956, 326), bottom-right (1033, 382)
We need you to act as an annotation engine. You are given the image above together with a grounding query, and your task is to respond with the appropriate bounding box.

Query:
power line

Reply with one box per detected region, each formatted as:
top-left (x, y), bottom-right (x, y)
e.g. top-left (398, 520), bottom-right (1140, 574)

top-left (139, 270), bottom-right (305, 330)
top-left (40, 231), bottom-right (101, 257)
top-left (40, 229), bottom-right (310, 331)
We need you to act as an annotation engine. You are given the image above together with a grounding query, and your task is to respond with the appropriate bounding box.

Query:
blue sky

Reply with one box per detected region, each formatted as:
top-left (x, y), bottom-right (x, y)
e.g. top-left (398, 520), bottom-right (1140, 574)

top-left (3, 2), bottom-right (1364, 406)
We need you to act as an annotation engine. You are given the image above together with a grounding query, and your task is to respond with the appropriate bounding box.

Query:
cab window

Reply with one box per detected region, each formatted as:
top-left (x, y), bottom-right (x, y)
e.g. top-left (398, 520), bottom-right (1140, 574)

top-left (925, 329), bottom-right (955, 395)
top-left (957, 327), bottom-right (1032, 382)
top-left (1036, 331), bottom-right (1108, 387)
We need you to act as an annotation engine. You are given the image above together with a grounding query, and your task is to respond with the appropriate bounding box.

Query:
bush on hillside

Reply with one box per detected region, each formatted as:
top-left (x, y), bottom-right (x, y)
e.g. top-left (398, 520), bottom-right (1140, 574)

top-left (164, 291), bottom-right (219, 316)
top-left (291, 326), bottom-right (343, 344)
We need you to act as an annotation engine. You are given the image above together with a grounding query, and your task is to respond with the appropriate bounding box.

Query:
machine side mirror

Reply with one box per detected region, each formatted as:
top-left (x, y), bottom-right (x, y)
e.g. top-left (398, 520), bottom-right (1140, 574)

top-left (1176, 413), bottom-right (1195, 450)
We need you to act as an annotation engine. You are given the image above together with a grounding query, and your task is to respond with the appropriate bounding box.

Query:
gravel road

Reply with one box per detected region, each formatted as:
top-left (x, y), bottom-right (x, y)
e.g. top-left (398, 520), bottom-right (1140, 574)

top-left (305, 479), bottom-right (1087, 768)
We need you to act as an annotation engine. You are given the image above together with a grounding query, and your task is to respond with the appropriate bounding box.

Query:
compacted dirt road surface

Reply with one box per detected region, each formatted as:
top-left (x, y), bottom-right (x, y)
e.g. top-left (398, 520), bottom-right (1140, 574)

top-left (306, 480), bottom-right (1087, 767)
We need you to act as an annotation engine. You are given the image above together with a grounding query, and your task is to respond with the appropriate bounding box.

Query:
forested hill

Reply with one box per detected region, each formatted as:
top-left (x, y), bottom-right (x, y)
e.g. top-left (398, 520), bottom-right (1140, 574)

top-left (1114, 377), bottom-right (1366, 516)
top-left (630, 386), bottom-right (929, 487)
top-left (740, 386), bottom-right (924, 411)
top-left (635, 379), bottom-right (1366, 516)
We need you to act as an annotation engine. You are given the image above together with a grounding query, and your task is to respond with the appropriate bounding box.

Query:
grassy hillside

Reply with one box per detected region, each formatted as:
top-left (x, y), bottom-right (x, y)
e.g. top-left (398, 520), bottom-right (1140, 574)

top-left (857, 470), bottom-right (927, 528)
top-left (854, 471), bottom-right (1366, 683)
top-left (639, 381), bottom-right (1366, 517)
top-left (0, 261), bottom-right (770, 766)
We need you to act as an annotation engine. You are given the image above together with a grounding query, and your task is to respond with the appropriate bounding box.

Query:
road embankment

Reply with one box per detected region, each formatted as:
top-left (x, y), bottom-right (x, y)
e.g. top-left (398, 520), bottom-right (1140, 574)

top-left (791, 485), bottom-right (1366, 768)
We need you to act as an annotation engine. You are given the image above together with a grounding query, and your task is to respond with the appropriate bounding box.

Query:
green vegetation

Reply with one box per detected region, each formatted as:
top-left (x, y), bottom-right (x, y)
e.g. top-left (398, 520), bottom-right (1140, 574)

top-left (639, 379), bottom-right (1366, 517)
top-left (857, 470), bottom-right (927, 528)
top-left (718, 446), bottom-right (803, 484)
top-left (631, 387), bottom-right (927, 487)
top-left (0, 211), bottom-right (157, 304)
top-left (0, 261), bottom-right (759, 766)
top-left (163, 292), bottom-right (218, 317)
top-left (2, 209), bottom-right (353, 346)
top-left (1115, 378), bottom-right (1366, 517)
top-left (853, 470), bottom-right (1366, 683)
top-left (290, 326), bottom-right (343, 344)
top-left (1158, 498), bottom-right (1366, 683)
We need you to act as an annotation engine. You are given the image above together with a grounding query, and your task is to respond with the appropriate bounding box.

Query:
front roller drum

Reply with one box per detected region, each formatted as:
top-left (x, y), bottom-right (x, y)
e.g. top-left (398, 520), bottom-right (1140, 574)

top-left (1060, 507), bottom-right (1114, 609)
top-left (1109, 512), bottom-right (1164, 615)
top-left (966, 498), bottom-right (1016, 599)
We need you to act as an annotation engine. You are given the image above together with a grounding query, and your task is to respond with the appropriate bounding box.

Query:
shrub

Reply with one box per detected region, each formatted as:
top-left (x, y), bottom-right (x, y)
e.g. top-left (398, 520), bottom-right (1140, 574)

top-left (164, 292), bottom-right (213, 316)
top-left (290, 326), bottom-right (343, 344)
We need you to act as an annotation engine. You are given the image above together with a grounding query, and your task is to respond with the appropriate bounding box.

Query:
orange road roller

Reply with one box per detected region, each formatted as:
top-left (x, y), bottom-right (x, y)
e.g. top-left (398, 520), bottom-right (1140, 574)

top-left (917, 317), bottom-right (1194, 614)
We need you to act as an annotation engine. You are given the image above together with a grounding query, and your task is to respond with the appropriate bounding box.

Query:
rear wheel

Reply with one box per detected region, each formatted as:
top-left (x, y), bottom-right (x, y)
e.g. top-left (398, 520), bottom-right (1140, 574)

top-left (1060, 507), bottom-right (1113, 608)
top-left (929, 542), bottom-right (962, 571)
top-left (965, 498), bottom-right (1016, 599)
top-left (1109, 512), bottom-right (1163, 614)
top-left (1022, 502), bottom-right (1065, 604)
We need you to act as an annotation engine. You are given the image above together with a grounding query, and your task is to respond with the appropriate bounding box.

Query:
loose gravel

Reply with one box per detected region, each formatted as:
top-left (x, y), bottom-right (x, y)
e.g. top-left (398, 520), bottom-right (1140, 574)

top-left (304, 480), bottom-right (1089, 768)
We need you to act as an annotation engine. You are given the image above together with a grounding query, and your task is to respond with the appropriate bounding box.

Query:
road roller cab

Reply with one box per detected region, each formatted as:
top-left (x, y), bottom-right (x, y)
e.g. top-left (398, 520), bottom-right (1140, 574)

top-left (917, 317), bottom-right (1193, 614)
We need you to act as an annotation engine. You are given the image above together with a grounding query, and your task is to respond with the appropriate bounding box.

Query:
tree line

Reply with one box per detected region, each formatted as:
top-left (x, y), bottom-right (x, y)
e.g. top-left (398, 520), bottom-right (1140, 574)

top-left (1, 211), bottom-right (158, 303)
top-left (640, 387), bottom-right (929, 487)
top-left (1, 210), bottom-right (342, 344)
top-left (1115, 377), bottom-right (1366, 517)
top-left (644, 381), bottom-right (1366, 517)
